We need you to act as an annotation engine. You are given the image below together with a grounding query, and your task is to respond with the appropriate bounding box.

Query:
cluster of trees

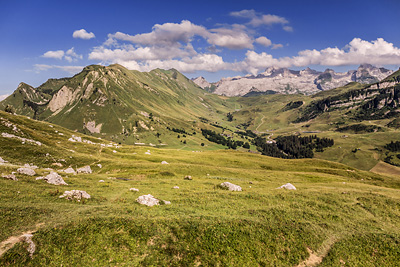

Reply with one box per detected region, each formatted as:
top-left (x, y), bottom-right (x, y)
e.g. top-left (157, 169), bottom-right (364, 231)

top-left (336, 124), bottom-right (383, 134)
top-left (167, 127), bottom-right (191, 135)
top-left (235, 130), bottom-right (258, 138)
top-left (253, 135), bottom-right (334, 159)
top-left (385, 141), bottom-right (400, 152)
top-left (201, 129), bottom-right (249, 149)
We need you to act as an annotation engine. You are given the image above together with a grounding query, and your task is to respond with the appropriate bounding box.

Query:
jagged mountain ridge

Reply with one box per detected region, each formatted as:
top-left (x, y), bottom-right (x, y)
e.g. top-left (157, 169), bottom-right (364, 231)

top-left (193, 64), bottom-right (393, 96)
top-left (0, 64), bottom-right (233, 145)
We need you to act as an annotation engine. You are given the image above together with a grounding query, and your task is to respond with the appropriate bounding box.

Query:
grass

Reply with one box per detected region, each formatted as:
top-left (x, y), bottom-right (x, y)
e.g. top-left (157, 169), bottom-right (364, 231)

top-left (1, 111), bottom-right (400, 266)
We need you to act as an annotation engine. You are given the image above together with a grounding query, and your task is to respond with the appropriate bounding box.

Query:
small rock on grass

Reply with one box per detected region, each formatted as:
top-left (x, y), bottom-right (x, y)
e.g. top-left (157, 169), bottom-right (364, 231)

top-left (184, 175), bottom-right (192, 180)
top-left (2, 174), bottom-right (17, 181)
top-left (36, 172), bottom-right (68, 185)
top-left (130, 188), bottom-right (139, 192)
top-left (59, 190), bottom-right (90, 201)
top-left (277, 183), bottom-right (296, 190)
top-left (219, 182), bottom-right (242, 191)
top-left (17, 167), bottom-right (36, 176)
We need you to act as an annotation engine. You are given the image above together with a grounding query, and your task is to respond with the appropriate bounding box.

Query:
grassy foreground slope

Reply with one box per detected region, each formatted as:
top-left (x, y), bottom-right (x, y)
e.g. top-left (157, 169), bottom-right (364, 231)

top-left (1, 111), bottom-right (400, 266)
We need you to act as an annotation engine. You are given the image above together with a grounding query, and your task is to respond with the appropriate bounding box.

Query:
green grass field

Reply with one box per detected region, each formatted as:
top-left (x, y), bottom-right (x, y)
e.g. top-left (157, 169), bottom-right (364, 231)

top-left (1, 111), bottom-right (400, 266)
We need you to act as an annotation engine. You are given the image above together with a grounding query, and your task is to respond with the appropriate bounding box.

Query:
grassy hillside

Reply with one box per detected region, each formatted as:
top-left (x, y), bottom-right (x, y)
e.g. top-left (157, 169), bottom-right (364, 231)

top-left (1, 111), bottom-right (400, 266)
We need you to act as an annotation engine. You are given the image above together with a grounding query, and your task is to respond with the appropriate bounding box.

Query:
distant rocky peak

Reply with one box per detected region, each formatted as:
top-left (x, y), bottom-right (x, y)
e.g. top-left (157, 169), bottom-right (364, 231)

top-left (192, 76), bottom-right (211, 89)
top-left (300, 67), bottom-right (320, 75)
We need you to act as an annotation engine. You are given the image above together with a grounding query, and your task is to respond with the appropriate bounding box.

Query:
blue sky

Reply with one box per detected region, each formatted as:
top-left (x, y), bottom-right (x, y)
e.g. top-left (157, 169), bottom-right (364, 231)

top-left (1, 0), bottom-right (400, 97)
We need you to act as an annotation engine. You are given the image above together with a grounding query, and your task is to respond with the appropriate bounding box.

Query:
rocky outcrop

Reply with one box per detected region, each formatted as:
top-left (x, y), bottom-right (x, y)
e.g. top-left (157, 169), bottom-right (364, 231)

top-left (219, 182), bottom-right (242, 191)
top-left (17, 167), bottom-right (36, 176)
top-left (136, 194), bottom-right (160, 206)
top-left (205, 65), bottom-right (393, 97)
top-left (36, 172), bottom-right (68, 185)
top-left (59, 190), bottom-right (90, 201)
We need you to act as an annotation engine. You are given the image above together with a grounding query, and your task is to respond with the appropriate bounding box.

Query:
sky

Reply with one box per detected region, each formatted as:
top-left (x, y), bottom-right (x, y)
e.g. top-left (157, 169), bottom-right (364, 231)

top-left (1, 0), bottom-right (400, 97)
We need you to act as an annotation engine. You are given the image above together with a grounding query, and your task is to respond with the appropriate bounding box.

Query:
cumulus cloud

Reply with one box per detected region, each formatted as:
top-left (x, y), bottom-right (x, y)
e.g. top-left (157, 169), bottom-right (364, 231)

top-left (73, 29), bottom-right (95, 39)
top-left (239, 38), bottom-right (400, 74)
top-left (255, 36), bottom-right (272, 47)
top-left (34, 64), bottom-right (84, 74)
top-left (42, 48), bottom-right (82, 62)
top-left (42, 50), bottom-right (64, 60)
top-left (0, 94), bottom-right (9, 101)
top-left (230, 9), bottom-right (292, 31)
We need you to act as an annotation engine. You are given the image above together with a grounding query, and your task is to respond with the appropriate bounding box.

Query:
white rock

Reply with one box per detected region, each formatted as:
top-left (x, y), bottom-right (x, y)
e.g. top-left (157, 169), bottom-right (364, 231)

top-left (97, 164), bottom-right (102, 168)
top-left (162, 200), bottom-right (171, 205)
top-left (219, 182), bottom-right (242, 191)
top-left (113, 150), bottom-right (117, 153)
top-left (184, 175), bottom-right (192, 180)
top-left (23, 233), bottom-right (36, 258)
top-left (99, 180), bottom-right (105, 183)
top-left (136, 194), bottom-right (159, 206)
top-left (145, 152), bottom-right (151, 155)
top-left (59, 190), bottom-right (90, 201)
top-left (24, 163), bottom-right (38, 169)
top-left (42, 172), bottom-right (68, 185)
top-left (161, 161), bottom-right (169, 164)
top-left (2, 174), bottom-right (17, 181)
top-left (77, 165), bottom-right (92, 174)
top-left (17, 167), bottom-right (36, 176)
top-left (0, 156), bottom-right (7, 163)
top-left (173, 186), bottom-right (179, 189)
top-left (130, 188), bottom-right (139, 192)
top-left (277, 183), bottom-right (296, 190)
top-left (63, 167), bottom-right (77, 175)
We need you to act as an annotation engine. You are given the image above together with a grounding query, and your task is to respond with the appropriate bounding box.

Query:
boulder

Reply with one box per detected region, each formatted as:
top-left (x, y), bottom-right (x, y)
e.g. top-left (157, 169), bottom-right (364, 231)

top-left (23, 233), bottom-right (36, 258)
top-left (161, 161), bottom-right (169, 164)
top-left (173, 186), bottom-right (179, 189)
top-left (77, 165), bottom-right (92, 174)
top-left (130, 188), bottom-right (139, 192)
top-left (219, 182), bottom-right (242, 191)
top-left (63, 167), bottom-right (77, 175)
top-left (59, 190), bottom-right (90, 201)
top-left (136, 194), bottom-right (160, 206)
top-left (277, 183), bottom-right (296, 190)
top-left (2, 174), bottom-right (17, 181)
top-left (40, 172), bottom-right (68, 185)
top-left (17, 167), bottom-right (36, 176)
top-left (184, 175), bottom-right (192, 180)
top-left (162, 200), bottom-right (171, 205)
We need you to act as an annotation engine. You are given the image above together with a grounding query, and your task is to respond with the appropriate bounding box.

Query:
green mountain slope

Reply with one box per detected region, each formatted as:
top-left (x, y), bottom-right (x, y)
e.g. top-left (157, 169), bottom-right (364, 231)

top-left (0, 110), bottom-right (399, 266)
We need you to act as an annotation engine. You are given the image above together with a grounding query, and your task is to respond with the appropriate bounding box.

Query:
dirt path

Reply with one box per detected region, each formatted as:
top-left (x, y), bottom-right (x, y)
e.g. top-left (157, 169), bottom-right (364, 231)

top-left (296, 236), bottom-right (337, 267)
top-left (0, 223), bottom-right (43, 258)
top-left (255, 115), bottom-right (266, 133)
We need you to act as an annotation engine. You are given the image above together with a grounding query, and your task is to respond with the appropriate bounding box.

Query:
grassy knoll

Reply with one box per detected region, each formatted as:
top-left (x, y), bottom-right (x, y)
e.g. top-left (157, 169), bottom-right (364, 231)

top-left (1, 112), bottom-right (400, 266)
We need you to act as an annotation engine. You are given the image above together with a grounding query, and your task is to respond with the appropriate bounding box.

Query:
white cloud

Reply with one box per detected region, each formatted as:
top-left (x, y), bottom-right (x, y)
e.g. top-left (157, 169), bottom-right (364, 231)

top-left (240, 38), bottom-right (400, 74)
top-left (42, 48), bottom-right (82, 62)
top-left (42, 50), bottom-right (64, 60)
top-left (255, 36), bottom-right (272, 47)
top-left (73, 29), bottom-right (95, 40)
top-left (34, 64), bottom-right (84, 74)
top-left (230, 9), bottom-right (292, 31)
top-left (207, 27), bottom-right (253, 49)
top-left (271, 44), bottom-right (284, 49)
top-left (0, 94), bottom-right (9, 101)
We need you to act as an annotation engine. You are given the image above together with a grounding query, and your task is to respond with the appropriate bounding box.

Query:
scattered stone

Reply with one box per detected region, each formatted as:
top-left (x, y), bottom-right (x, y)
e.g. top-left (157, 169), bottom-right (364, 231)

top-left (136, 194), bottom-right (159, 206)
top-left (40, 172), bottom-right (68, 185)
top-left (113, 150), bottom-right (117, 153)
top-left (2, 174), bottom-right (17, 181)
top-left (24, 163), bottom-right (38, 169)
top-left (145, 152), bottom-right (151, 155)
top-left (17, 167), bottom-right (36, 176)
top-left (219, 182), bottom-right (242, 191)
top-left (77, 165), bottom-right (92, 174)
top-left (277, 183), bottom-right (296, 190)
top-left (173, 186), bottom-right (179, 189)
top-left (184, 175), bottom-right (192, 180)
top-left (63, 167), bottom-right (77, 175)
top-left (97, 164), bottom-right (102, 168)
top-left (0, 156), bottom-right (7, 163)
top-left (130, 188), bottom-right (139, 192)
top-left (1, 133), bottom-right (42, 146)
top-left (59, 190), bottom-right (90, 201)
top-left (52, 163), bottom-right (63, 167)
top-left (249, 181), bottom-right (253, 184)
top-left (161, 161), bottom-right (169, 164)
top-left (99, 180), bottom-right (105, 183)
top-left (162, 200), bottom-right (171, 205)
top-left (23, 233), bottom-right (36, 258)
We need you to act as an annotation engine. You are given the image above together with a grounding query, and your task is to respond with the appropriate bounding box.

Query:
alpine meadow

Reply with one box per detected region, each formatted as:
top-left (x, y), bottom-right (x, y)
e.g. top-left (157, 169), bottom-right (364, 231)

top-left (1, 1), bottom-right (400, 266)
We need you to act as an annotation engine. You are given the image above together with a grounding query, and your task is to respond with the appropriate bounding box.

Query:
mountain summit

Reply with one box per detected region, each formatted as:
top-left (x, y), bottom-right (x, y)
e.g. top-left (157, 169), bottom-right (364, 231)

top-left (193, 65), bottom-right (393, 96)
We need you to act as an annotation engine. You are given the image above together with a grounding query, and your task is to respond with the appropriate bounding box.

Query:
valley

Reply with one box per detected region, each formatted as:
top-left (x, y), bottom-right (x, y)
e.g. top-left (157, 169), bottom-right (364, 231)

top-left (1, 65), bottom-right (400, 266)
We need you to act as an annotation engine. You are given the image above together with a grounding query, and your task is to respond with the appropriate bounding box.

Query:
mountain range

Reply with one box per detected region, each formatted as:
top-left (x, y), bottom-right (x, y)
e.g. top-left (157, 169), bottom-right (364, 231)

top-left (193, 64), bottom-right (393, 96)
